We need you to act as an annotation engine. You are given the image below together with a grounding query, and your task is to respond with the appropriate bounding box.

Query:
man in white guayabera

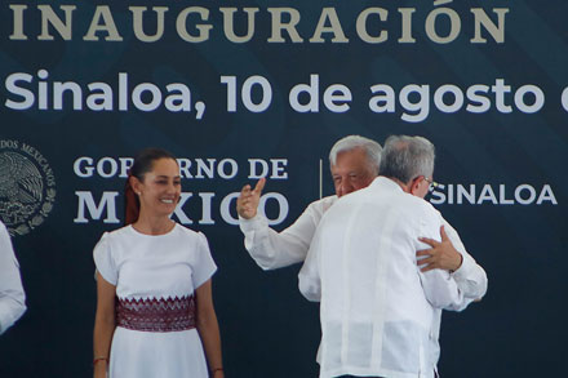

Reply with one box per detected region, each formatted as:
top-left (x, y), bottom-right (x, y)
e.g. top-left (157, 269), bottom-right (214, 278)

top-left (299, 135), bottom-right (473, 377)
top-left (236, 135), bottom-right (487, 375)
top-left (0, 221), bottom-right (26, 335)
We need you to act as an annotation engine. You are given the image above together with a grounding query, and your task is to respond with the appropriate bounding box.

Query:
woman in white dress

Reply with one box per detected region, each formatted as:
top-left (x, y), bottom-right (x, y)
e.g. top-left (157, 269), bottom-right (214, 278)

top-left (92, 148), bottom-right (223, 378)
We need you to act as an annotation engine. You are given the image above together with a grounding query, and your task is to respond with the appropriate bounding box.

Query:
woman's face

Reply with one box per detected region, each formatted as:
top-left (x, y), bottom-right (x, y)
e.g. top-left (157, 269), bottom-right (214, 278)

top-left (134, 158), bottom-right (181, 218)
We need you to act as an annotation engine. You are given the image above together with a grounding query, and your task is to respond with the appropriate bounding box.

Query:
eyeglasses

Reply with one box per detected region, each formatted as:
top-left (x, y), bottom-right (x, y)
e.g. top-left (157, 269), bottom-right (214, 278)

top-left (423, 177), bottom-right (440, 191)
top-left (411, 176), bottom-right (440, 192)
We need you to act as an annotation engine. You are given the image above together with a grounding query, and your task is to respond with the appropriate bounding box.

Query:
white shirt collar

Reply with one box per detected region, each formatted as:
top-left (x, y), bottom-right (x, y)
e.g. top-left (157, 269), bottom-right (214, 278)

top-left (370, 176), bottom-right (405, 193)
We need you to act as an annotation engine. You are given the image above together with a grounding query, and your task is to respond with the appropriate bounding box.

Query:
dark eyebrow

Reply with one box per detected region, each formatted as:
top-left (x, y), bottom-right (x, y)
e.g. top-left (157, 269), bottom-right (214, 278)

top-left (155, 175), bottom-right (181, 179)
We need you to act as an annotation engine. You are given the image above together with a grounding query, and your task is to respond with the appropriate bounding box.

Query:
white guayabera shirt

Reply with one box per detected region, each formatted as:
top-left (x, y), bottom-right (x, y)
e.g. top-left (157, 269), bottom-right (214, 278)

top-left (239, 179), bottom-right (488, 374)
top-left (0, 221), bottom-right (26, 335)
top-left (299, 177), bottom-right (465, 378)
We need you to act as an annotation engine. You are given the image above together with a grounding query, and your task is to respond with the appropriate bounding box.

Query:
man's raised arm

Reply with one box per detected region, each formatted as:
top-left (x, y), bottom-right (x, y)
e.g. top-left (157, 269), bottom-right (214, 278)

top-left (237, 178), bottom-right (335, 270)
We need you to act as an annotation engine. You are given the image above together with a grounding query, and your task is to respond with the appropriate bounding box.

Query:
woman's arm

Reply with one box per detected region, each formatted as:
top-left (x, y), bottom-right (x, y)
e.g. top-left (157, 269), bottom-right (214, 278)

top-left (93, 273), bottom-right (117, 378)
top-left (195, 279), bottom-right (223, 378)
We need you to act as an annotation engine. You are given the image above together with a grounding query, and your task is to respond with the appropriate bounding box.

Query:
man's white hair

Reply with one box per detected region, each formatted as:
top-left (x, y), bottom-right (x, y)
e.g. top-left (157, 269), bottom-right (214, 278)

top-left (328, 135), bottom-right (382, 174)
top-left (379, 135), bottom-right (435, 184)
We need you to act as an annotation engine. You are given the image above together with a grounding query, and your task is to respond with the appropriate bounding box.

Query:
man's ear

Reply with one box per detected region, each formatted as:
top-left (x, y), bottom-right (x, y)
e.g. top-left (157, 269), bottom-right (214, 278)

top-left (409, 176), bottom-right (423, 195)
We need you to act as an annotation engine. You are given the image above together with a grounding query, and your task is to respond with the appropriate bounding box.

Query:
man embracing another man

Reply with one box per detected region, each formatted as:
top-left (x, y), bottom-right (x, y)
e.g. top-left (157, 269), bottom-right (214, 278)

top-left (238, 134), bottom-right (487, 377)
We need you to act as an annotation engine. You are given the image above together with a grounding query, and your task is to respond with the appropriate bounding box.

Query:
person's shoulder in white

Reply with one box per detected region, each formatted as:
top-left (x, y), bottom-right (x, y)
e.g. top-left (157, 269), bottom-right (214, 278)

top-left (0, 222), bottom-right (21, 254)
top-left (397, 185), bottom-right (440, 222)
top-left (363, 177), bottom-right (434, 211)
top-left (0, 223), bottom-right (14, 251)
top-left (174, 223), bottom-right (203, 237)
top-left (0, 222), bottom-right (25, 268)
top-left (299, 194), bottom-right (337, 224)
top-left (0, 221), bottom-right (27, 335)
top-left (175, 224), bottom-right (212, 252)
top-left (100, 224), bottom-right (132, 241)
top-left (94, 223), bottom-right (216, 278)
top-left (174, 224), bottom-right (217, 290)
top-left (308, 194), bottom-right (337, 213)
top-left (306, 195), bottom-right (339, 216)
top-left (415, 194), bottom-right (443, 219)
top-left (106, 223), bottom-right (199, 239)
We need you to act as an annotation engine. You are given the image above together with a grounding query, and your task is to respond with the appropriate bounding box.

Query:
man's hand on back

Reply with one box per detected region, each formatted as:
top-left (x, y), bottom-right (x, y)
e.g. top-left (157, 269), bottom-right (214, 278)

top-left (417, 225), bottom-right (463, 273)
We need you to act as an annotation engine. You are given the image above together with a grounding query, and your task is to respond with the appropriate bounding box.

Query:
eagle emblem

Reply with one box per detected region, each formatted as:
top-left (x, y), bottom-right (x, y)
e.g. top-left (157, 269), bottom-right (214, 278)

top-left (0, 144), bottom-right (56, 236)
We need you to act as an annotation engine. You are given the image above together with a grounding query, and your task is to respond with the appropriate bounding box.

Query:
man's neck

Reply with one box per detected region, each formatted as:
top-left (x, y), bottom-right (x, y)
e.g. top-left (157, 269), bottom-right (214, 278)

top-left (382, 176), bottom-right (411, 193)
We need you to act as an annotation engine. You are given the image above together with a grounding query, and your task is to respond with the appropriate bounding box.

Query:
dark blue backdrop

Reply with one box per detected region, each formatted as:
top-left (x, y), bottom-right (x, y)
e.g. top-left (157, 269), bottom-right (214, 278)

top-left (0, 0), bottom-right (566, 377)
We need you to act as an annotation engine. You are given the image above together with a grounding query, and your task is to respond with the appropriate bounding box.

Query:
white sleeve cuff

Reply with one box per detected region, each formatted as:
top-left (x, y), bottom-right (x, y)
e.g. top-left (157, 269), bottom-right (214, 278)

top-left (239, 214), bottom-right (268, 233)
top-left (451, 252), bottom-right (475, 282)
top-left (0, 301), bottom-right (26, 335)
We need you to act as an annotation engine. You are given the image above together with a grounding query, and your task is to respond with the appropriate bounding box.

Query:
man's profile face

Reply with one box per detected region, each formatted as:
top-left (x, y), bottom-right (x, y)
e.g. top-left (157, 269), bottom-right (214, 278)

top-left (331, 148), bottom-right (376, 198)
top-left (414, 177), bottom-right (431, 199)
top-left (409, 176), bottom-right (432, 199)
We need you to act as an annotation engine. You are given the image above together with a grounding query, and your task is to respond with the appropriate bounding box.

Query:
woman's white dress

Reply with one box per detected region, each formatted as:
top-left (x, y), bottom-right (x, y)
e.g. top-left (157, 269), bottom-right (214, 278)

top-left (93, 224), bottom-right (217, 378)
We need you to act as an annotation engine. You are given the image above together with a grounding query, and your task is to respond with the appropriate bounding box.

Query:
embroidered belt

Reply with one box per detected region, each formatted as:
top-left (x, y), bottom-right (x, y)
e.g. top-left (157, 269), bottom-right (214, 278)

top-left (116, 295), bottom-right (196, 332)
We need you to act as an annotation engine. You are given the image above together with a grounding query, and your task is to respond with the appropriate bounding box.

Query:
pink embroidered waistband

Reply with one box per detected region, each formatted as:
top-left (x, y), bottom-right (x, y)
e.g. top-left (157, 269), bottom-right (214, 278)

top-left (116, 295), bottom-right (196, 332)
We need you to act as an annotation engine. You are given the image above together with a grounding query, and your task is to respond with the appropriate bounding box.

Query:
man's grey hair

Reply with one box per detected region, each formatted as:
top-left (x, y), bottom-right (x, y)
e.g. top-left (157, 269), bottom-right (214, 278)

top-left (379, 135), bottom-right (435, 184)
top-left (328, 135), bottom-right (382, 175)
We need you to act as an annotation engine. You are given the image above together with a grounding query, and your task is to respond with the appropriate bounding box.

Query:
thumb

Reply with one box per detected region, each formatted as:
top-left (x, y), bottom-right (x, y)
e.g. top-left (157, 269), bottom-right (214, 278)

top-left (254, 177), bottom-right (266, 194)
top-left (440, 225), bottom-right (449, 241)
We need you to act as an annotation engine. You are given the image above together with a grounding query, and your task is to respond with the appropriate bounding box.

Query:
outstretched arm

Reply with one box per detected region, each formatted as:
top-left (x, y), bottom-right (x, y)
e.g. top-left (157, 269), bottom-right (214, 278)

top-left (237, 179), bottom-right (333, 270)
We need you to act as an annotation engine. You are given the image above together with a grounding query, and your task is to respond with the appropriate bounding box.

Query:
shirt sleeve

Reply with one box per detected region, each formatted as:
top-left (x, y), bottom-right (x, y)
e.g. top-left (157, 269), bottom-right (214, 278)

top-left (0, 223), bottom-right (27, 335)
top-left (192, 232), bottom-right (218, 290)
top-left (440, 217), bottom-right (488, 311)
top-left (417, 206), bottom-right (464, 309)
top-left (239, 198), bottom-right (330, 271)
top-left (93, 232), bottom-right (118, 286)
top-left (298, 216), bottom-right (326, 302)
